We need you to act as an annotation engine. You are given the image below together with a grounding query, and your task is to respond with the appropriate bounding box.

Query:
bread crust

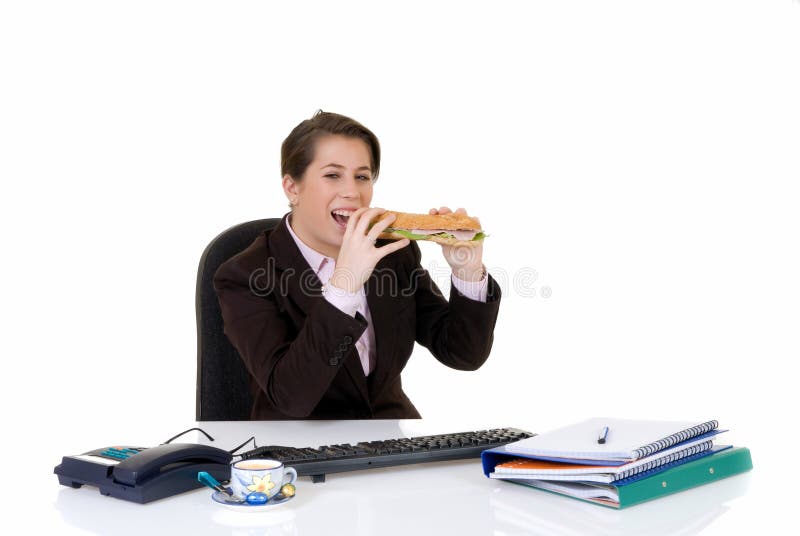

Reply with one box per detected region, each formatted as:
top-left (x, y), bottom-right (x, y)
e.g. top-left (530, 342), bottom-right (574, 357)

top-left (384, 211), bottom-right (481, 231)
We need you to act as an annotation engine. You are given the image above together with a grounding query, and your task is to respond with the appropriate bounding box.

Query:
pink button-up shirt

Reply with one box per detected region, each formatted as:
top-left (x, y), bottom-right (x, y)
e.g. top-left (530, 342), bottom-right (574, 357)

top-left (286, 218), bottom-right (488, 376)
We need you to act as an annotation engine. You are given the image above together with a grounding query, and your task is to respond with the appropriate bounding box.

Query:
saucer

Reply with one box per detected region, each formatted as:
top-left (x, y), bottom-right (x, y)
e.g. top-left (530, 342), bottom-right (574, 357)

top-left (211, 491), bottom-right (295, 512)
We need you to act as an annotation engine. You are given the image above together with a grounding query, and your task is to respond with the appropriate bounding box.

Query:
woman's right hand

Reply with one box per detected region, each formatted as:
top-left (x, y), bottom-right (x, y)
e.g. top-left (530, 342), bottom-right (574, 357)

top-left (328, 207), bottom-right (410, 293)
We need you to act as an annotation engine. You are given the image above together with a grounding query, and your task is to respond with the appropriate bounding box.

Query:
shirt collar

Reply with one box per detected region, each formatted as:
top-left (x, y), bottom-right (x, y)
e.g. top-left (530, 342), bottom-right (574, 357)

top-left (286, 214), bottom-right (333, 275)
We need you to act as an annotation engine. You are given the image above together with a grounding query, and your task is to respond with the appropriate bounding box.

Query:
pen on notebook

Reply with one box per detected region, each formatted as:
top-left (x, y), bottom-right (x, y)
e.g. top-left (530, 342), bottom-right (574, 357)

top-left (597, 426), bottom-right (609, 444)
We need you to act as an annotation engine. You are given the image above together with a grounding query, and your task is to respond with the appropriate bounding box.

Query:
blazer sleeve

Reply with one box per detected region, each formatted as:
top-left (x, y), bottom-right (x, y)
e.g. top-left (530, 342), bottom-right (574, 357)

top-left (213, 252), bottom-right (368, 418)
top-left (408, 242), bottom-right (502, 371)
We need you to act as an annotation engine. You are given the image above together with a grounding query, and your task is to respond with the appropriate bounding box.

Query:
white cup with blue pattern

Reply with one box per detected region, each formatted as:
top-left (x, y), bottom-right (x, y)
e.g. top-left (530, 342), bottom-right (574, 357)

top-left (230, 459), bottom-right (297, 501)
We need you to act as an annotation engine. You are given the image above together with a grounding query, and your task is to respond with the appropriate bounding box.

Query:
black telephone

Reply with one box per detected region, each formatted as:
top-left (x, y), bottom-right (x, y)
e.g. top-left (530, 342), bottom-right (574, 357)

top-left (54, 442), bottom-right (232, 504)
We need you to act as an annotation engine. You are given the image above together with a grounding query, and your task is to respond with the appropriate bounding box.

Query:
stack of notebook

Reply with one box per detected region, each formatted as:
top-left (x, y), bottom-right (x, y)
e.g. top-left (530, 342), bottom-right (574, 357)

top-left (482, 418), bottom-right (752, 509)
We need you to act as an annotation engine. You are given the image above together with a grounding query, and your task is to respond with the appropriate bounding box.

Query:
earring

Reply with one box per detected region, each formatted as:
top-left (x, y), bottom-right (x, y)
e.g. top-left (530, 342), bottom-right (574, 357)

top-left (290, 197), bottom-right (298, 206)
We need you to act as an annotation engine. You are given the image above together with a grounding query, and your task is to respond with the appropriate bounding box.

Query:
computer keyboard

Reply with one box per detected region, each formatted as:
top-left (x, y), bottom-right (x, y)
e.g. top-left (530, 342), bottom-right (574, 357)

top-left (237, 427), bottom-right (534, 482)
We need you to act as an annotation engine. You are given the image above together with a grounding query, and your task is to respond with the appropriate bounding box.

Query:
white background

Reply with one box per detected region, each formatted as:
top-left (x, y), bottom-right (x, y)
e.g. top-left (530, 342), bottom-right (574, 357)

top-left (1, 1), bottom-right (798, 533)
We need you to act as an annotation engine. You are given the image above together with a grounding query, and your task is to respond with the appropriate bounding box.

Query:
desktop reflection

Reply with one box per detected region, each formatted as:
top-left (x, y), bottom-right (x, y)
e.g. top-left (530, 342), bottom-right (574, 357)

top-left (212, 508), bottom-right (297, 536)
top-left (56, 484), bottom-right (300, 536)
top-left (290, 460), bottom-right (495, 536)
top-left (487, 472), bottom-right (751, 536)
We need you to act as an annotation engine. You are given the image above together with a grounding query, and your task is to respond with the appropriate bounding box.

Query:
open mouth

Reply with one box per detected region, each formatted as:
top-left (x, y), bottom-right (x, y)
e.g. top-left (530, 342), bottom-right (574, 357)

top-left (331, 209), bottom-right (355, 229)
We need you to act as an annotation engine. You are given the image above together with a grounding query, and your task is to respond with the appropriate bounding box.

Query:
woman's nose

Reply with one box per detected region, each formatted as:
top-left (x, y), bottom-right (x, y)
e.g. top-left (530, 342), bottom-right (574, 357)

top-left (339, 176), bottom-right (360, 198)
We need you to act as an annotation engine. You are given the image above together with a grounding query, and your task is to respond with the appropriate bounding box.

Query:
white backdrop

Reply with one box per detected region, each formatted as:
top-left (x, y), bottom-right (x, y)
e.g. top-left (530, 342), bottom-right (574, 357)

top-left (2, 1), bottom-right (798, 533)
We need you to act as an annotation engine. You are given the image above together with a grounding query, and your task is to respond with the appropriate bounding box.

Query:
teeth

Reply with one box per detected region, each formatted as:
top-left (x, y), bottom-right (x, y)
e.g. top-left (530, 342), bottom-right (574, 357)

top-left (331, 209), bottom-right (354, 217)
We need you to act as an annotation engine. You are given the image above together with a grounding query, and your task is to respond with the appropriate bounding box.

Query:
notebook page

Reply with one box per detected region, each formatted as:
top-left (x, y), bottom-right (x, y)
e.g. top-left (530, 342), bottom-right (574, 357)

top-left (506, 418), bottom-right (716, 461)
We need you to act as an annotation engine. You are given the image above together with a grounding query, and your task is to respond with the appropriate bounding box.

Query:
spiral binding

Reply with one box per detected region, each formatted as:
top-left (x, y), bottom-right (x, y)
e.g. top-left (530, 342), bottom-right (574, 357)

top-left (632, 420), bottom-right (718, 459)
top-left (613, 446), bottom-right (723, 486)
top-left (613, 440), bottom-right (714, 481)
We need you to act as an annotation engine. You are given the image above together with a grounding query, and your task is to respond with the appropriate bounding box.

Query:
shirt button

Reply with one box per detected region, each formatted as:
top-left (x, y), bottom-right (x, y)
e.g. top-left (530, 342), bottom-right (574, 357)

top-left (343, 336), bottom-right (353, 344)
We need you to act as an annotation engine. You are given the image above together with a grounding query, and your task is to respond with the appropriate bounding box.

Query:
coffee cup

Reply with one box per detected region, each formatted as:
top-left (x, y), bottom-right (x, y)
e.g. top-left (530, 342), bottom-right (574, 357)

top-left (230, 459), bottom-right (297, 500)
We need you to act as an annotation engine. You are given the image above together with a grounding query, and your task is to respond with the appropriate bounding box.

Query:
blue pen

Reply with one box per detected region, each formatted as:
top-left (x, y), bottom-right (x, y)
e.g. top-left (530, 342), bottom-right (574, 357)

top-left (597, 426), bottom-right (609, 444)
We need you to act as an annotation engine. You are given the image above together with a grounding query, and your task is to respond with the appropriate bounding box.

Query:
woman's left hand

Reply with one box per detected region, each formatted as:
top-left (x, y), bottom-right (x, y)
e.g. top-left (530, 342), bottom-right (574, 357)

top-left (429, 206), bottom-right (485, 282)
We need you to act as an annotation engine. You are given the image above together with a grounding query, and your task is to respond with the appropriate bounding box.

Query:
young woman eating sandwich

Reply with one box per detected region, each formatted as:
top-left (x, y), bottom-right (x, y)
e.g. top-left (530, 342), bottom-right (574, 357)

top-left (213, 111), bottom-right (501, 419)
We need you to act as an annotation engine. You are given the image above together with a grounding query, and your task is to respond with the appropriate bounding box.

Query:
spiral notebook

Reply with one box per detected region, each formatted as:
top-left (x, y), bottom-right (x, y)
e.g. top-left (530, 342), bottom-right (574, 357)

top-left (500, 418), bottom-right (721, 463)
top-left (490, 440), bottom-right (722, 484)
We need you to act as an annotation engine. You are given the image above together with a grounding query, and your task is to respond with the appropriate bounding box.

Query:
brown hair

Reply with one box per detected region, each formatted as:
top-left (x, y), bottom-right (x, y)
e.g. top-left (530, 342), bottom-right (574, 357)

top-left (281, 110), bottom-right (381, 182)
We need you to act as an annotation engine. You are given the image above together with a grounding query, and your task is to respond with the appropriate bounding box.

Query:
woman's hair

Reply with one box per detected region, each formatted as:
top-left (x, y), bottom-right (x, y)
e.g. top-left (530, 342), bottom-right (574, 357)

top-left (281, 110), bottom-right (381, 182)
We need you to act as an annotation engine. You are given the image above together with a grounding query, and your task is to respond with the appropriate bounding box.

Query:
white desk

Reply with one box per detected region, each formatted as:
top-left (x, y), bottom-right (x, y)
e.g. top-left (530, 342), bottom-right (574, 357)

top-left (42, 420), bottom-right (755, 535)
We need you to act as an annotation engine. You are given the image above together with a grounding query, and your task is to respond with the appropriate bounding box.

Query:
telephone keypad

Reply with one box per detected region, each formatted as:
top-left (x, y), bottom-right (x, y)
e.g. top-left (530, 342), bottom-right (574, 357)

top-left (98, 446), bottom-right (147, 461)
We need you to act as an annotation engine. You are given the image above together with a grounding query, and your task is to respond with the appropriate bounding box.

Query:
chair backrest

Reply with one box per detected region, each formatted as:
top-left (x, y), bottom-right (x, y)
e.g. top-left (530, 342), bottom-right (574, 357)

top-left (196, 218), bottom-right (281, 420)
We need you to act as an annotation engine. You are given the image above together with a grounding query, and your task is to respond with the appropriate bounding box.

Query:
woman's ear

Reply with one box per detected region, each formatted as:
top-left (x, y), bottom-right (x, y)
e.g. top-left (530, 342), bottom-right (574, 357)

top-left (282, 174), bottom-right (299, 206)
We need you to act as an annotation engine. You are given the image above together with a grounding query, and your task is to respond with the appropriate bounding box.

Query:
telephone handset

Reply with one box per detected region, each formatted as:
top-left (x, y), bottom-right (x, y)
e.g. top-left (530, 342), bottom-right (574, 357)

top-left (112, 443), bottom-right (231, 486)
top-left (54, 442), bottom-right (232, 504)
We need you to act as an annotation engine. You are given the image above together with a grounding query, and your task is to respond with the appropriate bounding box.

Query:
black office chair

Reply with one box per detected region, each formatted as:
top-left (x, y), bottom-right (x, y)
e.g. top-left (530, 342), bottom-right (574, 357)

top-left (195, 218), bottom-right (281, 421)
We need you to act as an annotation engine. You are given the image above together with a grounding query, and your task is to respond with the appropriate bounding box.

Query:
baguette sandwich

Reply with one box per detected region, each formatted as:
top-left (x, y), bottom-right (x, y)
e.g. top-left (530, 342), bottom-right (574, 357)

top-left (376, 211), bottom-right (486, 247)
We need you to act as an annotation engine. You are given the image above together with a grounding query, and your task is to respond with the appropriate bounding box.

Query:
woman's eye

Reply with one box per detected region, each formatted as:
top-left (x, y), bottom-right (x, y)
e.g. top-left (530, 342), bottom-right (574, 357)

top-left (325, 173), bottom-right (370, 181)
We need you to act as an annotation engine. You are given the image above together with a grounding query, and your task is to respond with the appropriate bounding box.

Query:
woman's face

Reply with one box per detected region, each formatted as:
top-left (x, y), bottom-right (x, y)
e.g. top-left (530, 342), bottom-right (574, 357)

top-left (284, 134), bottom-right (374, 258)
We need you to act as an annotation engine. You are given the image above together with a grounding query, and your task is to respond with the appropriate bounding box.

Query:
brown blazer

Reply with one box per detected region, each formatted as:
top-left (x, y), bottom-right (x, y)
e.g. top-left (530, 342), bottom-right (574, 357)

top-left (213, 214), bottom-right (501, 419)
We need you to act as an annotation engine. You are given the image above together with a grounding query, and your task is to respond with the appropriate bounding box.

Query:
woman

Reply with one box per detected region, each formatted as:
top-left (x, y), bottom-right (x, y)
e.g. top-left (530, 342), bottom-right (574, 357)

top-left (214, 111), bottom-right (501, 419)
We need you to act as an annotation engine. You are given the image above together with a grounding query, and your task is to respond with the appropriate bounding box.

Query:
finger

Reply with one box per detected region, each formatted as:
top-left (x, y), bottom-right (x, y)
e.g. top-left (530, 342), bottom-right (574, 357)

top-left (354, 207), bottom-right (386, 237)
top-left (367, 213), bottom-right (397, 241)
top-left (343, 207), bottom-right (371, 238)
top-left (375, 238), bottom-right (410, 258)
top-left (455, 207), bottom-right (467, 215)
top-left (429, 208), bottom-right (438, 215)
top-left (438, 206), bottom-right (452, 214)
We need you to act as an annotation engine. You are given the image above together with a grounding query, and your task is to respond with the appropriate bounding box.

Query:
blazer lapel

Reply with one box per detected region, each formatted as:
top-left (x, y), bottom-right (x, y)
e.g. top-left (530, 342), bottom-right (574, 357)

top-left (364, 257), bottom-right (400, 400)
top-left (340, 328), bottom-right (371, 405)
top-left (268, 214), bottom-right (322, 315)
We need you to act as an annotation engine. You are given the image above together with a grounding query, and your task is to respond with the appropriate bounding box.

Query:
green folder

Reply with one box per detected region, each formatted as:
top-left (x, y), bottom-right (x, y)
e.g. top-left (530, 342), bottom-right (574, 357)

top-left (502, 447), bottom-right (752, 509)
